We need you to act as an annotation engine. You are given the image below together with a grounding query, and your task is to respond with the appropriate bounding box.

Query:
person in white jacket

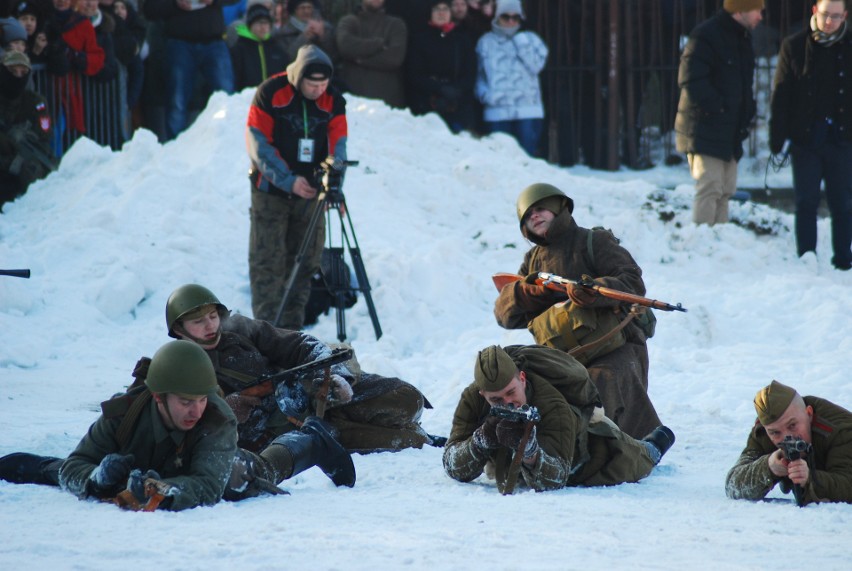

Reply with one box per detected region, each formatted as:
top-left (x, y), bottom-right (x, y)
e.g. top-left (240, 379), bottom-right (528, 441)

top-left (474, 0), bottom-right (547, 156)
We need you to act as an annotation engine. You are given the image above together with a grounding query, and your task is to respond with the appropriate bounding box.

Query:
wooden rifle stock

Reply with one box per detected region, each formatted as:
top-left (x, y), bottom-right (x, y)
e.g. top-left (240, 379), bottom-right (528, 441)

top-left (492, 272), bottom-right (687, 313)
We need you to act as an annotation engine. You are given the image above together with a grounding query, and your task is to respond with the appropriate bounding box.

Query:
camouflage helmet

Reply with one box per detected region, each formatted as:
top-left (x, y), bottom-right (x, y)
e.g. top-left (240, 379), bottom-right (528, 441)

top-left (144, 340), bottom-right (219, 396)
top-left (166, 284), bottom-right (228, 338)
top-left (515, 183), bottom-right (574, 226)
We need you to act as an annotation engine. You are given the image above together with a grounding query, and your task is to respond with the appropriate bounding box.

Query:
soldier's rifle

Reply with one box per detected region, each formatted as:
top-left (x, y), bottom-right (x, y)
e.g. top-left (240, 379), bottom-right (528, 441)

top-left (492, 272), bottom-right (687, 313)
top-left (489, 404), bottom-right (541, 495)
top-left (237, 346), bottom-right (353, 399)
top-left (0, 269), bottom-right (30, 278)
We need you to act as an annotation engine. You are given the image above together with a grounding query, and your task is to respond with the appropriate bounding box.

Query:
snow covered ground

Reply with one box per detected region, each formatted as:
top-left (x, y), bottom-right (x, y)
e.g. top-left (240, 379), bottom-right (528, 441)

top-left (1, 90), bottom-right (850, 570)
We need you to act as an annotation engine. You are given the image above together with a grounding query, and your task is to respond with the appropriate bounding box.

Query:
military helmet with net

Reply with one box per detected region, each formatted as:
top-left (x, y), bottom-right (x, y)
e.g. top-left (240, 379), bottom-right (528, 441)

top-left (144, 340), bottom-right (219, 396)
top-left (165, 284), bottom-right (228, 338)
top-left (515, 183), bottom-right (574, 227)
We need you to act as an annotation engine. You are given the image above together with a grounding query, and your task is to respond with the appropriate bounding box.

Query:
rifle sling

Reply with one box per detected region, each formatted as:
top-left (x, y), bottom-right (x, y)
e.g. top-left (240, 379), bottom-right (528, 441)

top-left (116, 390), bottom-right (153, 448)
top-left (567, 310), bottom-right (637, 360)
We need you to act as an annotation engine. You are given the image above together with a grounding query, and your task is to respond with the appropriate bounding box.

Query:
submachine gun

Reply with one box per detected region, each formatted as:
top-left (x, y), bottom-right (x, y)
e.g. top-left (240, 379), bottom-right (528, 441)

top-left (779, 435), bottom-right (812, 507)
top-left (488, 404), bottom-right (541, 496)
top-left (273, 158), bottom-right (382, 342)
top-left (0, 269), bottom-right (30, 278)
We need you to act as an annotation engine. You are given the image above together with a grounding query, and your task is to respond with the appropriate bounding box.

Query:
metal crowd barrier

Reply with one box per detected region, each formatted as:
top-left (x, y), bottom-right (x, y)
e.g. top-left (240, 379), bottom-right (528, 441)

top-left (30, 64), bottom-right (129, 157)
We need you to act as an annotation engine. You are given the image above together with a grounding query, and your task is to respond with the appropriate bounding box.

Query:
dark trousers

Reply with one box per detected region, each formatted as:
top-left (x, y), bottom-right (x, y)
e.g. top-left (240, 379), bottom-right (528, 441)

top-left (791, 127), bottom-right (852, 269)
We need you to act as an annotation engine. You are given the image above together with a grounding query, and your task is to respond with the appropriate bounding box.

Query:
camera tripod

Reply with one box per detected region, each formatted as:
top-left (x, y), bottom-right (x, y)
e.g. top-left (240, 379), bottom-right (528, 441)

top-left (272, 161), bottom-right (382, 342)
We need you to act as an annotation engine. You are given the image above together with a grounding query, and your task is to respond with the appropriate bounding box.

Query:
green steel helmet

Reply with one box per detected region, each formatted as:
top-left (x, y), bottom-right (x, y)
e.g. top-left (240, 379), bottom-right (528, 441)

top-left (144, 340), bottom-right (219, 396)
top-left (515, 183), bottom-right (574, 226)
top-left (166, 284), bottom-right (228, 338)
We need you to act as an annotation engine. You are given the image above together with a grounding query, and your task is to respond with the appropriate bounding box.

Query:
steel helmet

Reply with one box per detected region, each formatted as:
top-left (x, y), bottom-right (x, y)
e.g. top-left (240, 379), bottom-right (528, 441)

top-left (144, 340), bottom-right (219, 396)
top-left (165, 284), bottom-right (228, 338)
top-left (515, 183), bottom-right (574, 227)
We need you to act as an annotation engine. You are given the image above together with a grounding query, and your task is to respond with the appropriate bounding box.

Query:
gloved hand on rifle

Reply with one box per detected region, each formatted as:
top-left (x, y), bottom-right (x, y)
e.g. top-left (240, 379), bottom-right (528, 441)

top-left (472, 415), bottom-right (500, 451)
top-left (496, 420), bottom-right (540, 462)
top-left (127, 468), bottom-right (162, 503)
top-left (566, 274), bottom-right (598, 307)
top-left (521, 272), bottom-right (567, 305)
top-left (87, 453), bottom-right (135, 497)
top-left (309, 373), bottom-right (353, 409)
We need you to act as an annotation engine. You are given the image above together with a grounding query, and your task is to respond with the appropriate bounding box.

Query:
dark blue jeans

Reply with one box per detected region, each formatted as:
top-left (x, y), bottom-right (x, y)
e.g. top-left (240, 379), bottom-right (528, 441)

top-left (165, 38), bottom-right (234, 140)
top-left (487, 118), bottom-right (544, 157)
top-left (791, 126), bottom-right (852, 269)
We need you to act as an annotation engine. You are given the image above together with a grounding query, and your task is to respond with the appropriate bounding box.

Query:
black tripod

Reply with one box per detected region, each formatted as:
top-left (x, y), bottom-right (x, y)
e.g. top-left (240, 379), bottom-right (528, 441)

top-left (273, 161), bottom-right (382, 342)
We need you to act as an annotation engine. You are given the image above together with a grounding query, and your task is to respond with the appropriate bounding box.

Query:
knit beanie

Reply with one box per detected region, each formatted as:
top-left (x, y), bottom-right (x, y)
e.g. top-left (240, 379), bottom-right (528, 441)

top-left (247, 4), bottom-right (273, 27)
top-left (12, 1), bottom-right (43, 20)
top-left (473, 346), bottom-right (518, 393)
top-left (0, 17), bottom-right (28, 45)
top-left (753, 380), bottom-right (797, 426)
top-left (723, 0), bottom-right (764, 13)
top-left (287, 0), bottom-right (315, 14)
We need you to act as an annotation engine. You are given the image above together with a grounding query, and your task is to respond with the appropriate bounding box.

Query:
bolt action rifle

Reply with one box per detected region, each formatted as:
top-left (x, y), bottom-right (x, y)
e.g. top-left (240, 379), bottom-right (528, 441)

top-left (492, 272), bottom-right (687, 313)
top-left (779, 435), bottom-right (812, 507)
top-left (489, 404), bottom-right (541, 495)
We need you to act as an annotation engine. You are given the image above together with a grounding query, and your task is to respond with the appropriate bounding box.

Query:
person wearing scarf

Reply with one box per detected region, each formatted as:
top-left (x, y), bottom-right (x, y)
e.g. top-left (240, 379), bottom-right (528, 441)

top-left (769, 0), bottom-right (852, 271)
top-left (474, 0), bottom-right (547, 157)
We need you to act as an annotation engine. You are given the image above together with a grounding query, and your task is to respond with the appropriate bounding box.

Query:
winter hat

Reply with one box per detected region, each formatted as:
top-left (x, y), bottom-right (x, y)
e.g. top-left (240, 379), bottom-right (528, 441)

top-left (723, 0), bottom-right (764, 14)
top-left (753, 380), bottom-right (797, 426)
top-left (247, 4), bottom-right (273, 27)
top-left (2, 49), bottom-right (31, 69)
top-left (473, 345), bottom-right (518, 393)
top-left (12, 1), bottom-right (43, 20)
top-left (0, 17), bottom-right (28, 45)
top-left (287, 0), bottom-right (315, 14)
top-left (494, 0), bottom-right (524, 20)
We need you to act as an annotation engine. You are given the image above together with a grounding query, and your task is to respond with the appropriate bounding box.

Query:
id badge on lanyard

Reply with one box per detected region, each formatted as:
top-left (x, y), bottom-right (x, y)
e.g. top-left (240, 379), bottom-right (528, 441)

top-left (298, 100), bottom-right (314, 163)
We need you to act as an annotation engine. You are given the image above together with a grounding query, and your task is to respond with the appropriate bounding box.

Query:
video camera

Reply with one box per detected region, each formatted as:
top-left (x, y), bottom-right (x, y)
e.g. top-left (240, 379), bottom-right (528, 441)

top-left (779, 435), bottom-right (812, 461)
top-left (313, 158), bottom-right (359, 201)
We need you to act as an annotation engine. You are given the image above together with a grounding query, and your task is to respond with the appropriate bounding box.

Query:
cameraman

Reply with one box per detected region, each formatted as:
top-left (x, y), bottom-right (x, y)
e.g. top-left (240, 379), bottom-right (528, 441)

top-left (726, 380), bottom-right (852, 505)
top-left (246, 44), bottom-right (347, 329)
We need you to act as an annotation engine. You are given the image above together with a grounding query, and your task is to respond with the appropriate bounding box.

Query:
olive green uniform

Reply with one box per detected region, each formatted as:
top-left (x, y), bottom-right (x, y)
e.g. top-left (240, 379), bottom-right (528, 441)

top-left (494, 208), bottom-right (662, 439)
top-left (443, 345), bottom-right (657, 491)
top-left (59, 390), bottom-right (238, 511)
top-left (725, 397), bottom-right (852, 505)
top-left (213, 313), bottom-right (431, 452)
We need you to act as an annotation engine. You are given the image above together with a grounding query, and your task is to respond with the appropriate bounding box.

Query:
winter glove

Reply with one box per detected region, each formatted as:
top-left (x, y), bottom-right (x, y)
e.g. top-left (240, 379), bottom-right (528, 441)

top-left (88, 453), bottom-right (135, 496)
top-left (566, 276), bottom-right (598, 307)
top-left (127, 468), bottom-right (162, 504)
top-left (225, 393), bottom-right (264, 424)
top-left (310, 373), bottom-right (354, 408)
top-left (275, 380), bottom-right (309, 416)
top-left (472, 415), bottom-right (501, 451)
top-left (496, 420), bottom-right (540, 460)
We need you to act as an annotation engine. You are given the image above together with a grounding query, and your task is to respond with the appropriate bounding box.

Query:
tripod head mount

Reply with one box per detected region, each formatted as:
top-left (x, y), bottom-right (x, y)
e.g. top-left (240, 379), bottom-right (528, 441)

top-left (315, 158), bottom-right (359, 204)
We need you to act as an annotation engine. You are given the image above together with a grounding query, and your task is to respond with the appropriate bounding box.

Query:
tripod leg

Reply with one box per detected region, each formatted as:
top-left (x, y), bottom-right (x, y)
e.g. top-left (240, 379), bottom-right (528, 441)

top-left (348, 247), bottom-right (382, 340)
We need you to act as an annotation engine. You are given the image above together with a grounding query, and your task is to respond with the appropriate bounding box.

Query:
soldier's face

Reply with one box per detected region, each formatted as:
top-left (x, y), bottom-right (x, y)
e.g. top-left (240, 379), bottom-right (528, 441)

top-left (178, 307), bottom-right (221, 349)
top-left (814, 0), bottom-right (847, 34)
top-left (480, 372), bottom-right (528, 408)
top-left (524, 206), bottom-right (555, 238)
top-left (762, 401), bottom-right (814, 445)
top-left (158, 393), bottom-right (208, 431)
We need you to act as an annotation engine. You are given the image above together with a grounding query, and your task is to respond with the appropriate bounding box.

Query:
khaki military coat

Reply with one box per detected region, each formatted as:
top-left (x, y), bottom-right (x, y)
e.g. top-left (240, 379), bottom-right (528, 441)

top-left (725, 397), bottom-right (852, 505)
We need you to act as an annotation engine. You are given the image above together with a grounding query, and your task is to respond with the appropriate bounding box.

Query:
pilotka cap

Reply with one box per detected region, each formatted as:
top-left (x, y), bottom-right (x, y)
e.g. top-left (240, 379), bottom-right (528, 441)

top-left (754, 380), bottom-right (797, 425)
top-left (473, 345), bottom-right (518, 392)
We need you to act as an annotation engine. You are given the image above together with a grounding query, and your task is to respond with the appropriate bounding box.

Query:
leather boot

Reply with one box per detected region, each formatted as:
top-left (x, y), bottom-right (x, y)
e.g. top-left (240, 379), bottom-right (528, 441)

top-left (0, 452), bottom-right (63, 486)
top-left (642, 426), bottom-right (676, 463)
top-left (267, 416), bottom-right (356, 487)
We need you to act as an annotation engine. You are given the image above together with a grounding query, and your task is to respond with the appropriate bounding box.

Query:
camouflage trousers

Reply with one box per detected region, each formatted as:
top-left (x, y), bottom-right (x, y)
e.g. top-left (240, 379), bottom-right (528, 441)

top-left (249, 188), bottom-right (326, 329)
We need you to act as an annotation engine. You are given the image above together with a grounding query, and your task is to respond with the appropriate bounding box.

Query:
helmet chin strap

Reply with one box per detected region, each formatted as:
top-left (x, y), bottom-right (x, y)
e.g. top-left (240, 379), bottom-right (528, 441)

top-left (154, 393), bottom-right (178, 430)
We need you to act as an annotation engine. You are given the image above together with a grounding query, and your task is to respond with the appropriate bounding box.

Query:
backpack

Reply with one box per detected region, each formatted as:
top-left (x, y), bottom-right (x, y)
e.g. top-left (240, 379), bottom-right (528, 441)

top-left (304, 248), bottom-right (359, 326)
top-left (584, 227), bottom-right (656, 339)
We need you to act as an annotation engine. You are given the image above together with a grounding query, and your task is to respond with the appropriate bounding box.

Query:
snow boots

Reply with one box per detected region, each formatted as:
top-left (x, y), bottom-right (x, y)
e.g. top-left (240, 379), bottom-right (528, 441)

top-left (641, 426), bottom-right (676, 464)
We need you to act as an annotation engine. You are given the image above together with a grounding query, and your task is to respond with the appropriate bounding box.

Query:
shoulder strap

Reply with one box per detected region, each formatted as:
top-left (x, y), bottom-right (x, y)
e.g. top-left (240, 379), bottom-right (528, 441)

top-left (100, 387), bottom-right (153, 449)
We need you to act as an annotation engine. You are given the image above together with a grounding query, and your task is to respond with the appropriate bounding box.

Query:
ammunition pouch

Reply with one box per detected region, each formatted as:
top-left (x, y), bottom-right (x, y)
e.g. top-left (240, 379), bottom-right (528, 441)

top-left (528, 302), bottom-right (626, 366)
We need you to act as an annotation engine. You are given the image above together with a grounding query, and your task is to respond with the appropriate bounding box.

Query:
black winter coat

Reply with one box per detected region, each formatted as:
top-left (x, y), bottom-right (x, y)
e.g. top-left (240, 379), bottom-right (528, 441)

top-left (675, 10), bottom-right (756, 161)
top-left (769, 29), bottom-right (852, 152)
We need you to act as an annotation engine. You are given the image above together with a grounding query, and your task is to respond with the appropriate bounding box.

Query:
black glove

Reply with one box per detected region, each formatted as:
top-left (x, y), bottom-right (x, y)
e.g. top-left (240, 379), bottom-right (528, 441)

top-left (128, 468), bottom-right (162, 503)
top-left (496, 420), bottom-right (540, 460)
top-left (472, 415), bottom-right (500, 451)
top-left (88, 453), bottom-right (135, 495)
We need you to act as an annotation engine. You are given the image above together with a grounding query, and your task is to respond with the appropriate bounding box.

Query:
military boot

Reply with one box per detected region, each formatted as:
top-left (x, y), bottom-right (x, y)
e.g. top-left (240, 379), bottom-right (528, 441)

top-left (0, 452), bottom-right (63, 486)
top-left (263, 416), bottom-right (356, 487)
top-left (642, 426), bottom-right (676, 464)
